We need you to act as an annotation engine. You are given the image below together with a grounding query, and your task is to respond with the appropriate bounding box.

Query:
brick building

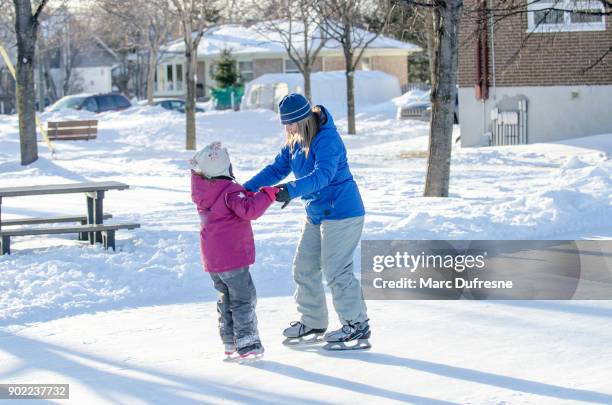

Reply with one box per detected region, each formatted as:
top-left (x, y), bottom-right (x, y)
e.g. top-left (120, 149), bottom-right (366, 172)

top-left (458, 0), bottom-right (612, 146)
top-left (155, 23), bottom-right (420, 100)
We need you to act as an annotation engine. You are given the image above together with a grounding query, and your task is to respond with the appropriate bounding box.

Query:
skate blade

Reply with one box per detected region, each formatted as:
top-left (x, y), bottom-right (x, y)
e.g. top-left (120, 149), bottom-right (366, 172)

top-left (237, 352), bottom-right (264, 364)
top-left (223, 353), bottom-right (240, 362)
top-left (282, 333), bottom-right (325, 347)
top-left (323, 339), bottom-right (371, 351)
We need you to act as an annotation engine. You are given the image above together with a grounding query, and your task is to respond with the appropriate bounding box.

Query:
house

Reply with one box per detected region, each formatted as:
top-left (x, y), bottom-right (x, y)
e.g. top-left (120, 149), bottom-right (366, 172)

top-left (48, 35), bottom-right (120, 96)
top-left (155, 22), bottom-right (420, 99)
top-left (457, 0), bottom-right (612, 147)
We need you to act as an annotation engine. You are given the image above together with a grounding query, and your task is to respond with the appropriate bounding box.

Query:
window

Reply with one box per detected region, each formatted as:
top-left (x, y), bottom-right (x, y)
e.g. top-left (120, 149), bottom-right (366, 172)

top-left (96, 95), bottom-right (116, 112)
top-left (82, 97), bottom-right (98, 113)
top-left (284, 59), bottom-right (300, 74)
top-left (166, 65), bottom-right (174, 91)
top-left (170, 100), bottom-right (185, 111)
top-left (49, 96), bottom-right (86, 112)
top-left (113, 95), bottom-right (131, 109)
top-left (527, 0), bottom-right (605, 32)
top-left (238, 61), bottom-right (254, 82)
top-left (157, 64), bottom-right (184, 92)
top-left (176, 64), bottom-right (183, 91)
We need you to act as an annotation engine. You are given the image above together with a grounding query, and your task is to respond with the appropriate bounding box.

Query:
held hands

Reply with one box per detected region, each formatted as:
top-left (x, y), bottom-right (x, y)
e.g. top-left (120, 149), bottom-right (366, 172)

top-left (260, 186), bottom-right (279, 201)
top-left (274, 184), bottom-right (291, 209)
top-left (257, 184), bottom-right (291, 208)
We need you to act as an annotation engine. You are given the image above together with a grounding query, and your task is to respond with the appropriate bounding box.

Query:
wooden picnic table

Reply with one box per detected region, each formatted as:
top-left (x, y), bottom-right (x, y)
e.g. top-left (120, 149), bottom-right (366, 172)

top-left (0, 181), bottom-right (133, 253)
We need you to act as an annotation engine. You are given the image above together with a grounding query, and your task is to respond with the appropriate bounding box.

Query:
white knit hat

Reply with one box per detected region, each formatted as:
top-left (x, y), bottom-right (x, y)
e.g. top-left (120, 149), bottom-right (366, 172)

top-left (191, 142), bottom-right (232, 178)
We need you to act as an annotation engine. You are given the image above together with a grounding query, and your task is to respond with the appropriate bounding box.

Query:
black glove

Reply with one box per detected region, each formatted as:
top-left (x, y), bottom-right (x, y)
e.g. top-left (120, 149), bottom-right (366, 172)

top-left (274, 184), bottom-right (291, 209)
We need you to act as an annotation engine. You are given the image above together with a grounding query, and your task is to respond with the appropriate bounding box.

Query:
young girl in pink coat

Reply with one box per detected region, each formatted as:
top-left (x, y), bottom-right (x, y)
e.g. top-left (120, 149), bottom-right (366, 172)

top-left (191, 142), bottom-right (278, 360)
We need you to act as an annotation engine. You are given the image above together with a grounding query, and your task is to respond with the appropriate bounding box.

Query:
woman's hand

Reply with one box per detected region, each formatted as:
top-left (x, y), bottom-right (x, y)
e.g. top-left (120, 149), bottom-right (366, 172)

top-left (274, 184), bottom-right (291, 209)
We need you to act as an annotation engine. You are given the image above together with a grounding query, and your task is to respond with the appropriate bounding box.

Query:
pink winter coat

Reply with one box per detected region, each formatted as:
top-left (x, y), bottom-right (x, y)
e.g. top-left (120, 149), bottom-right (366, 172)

top-left (191, 171), bottom-right (277, 273)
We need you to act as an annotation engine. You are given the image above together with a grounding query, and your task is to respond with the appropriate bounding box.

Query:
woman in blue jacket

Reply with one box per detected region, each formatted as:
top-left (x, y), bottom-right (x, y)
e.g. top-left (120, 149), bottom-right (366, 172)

top-left (244, 93), bottom-right (370, 350)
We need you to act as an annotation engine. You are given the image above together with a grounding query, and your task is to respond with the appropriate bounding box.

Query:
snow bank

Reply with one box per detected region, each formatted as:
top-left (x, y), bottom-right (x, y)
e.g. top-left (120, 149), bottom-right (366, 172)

top-left (241, 70), bottom-right (401, 116)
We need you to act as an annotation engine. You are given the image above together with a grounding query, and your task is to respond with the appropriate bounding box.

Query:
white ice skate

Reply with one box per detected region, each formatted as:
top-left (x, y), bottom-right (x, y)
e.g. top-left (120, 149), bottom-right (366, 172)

top-left (282, 321), bottom-right (327, 346)
top-left (323, 321), bottom-right (371, 351)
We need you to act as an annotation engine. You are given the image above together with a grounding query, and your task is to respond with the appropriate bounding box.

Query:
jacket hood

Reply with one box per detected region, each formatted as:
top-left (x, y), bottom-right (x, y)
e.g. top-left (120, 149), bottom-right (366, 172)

top-left (317, 105), bottom-right (336, 132)
top-left (193, 176), bottom-right (234, 210)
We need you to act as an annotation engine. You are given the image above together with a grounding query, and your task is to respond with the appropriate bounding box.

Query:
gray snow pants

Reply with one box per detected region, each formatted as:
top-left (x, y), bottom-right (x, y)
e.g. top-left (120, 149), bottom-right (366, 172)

top-left (293, 215), bottom-right (368, 329)
top-left (209, 267), bottom-right (260, 349)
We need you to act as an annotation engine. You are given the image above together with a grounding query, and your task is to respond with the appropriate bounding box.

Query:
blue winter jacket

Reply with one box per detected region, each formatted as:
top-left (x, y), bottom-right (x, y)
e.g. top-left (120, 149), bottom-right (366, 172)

top-left (243, 105), bottom-right (365, 225)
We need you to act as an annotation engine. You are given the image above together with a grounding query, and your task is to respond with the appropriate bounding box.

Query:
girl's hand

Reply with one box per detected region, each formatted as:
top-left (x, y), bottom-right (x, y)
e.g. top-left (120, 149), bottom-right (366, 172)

top-left (260, 186), bottom-right (280, 201)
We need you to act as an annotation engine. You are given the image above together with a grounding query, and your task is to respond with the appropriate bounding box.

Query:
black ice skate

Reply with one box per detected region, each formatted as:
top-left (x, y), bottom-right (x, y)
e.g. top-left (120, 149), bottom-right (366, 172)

top-left (237, 342), bottom-right (264, 363)
top-left (282, 321), bottom-right (327, 346)
top-left (323, 320), bottom-right (371, 351)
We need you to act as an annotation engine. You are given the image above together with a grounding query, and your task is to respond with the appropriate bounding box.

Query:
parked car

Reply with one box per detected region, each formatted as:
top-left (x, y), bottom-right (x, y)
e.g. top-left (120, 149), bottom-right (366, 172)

top-left (48, 93), bottom-right (132, 113)
top-left (153, 98), bottom-right (204, 113)
top-left (396, 90), bottom-right (459, 124)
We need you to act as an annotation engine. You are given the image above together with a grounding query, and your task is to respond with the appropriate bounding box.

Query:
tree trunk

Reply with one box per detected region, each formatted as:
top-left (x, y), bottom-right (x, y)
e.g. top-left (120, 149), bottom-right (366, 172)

top-left (14, 0), bottom-right (39, 165)
top-left (184, 47), bottom-right (197, 150)
top-left (62, 65), bottom-right (71, 96)
top-left (345, 68), bottom-right (356, 135)
top-left (425, 8), bottom-right (438, 88)
top-left (36, 46), bottom-right (45, 112)
top-left (424, 0), bottom-right (462, 197)
top-left (43, 57), bottom-right (58, 103)
top-left (146, 48), bottom-right (157, 105)
top-left (61, 32), bottom-right (71, 96)
top-left (303, 65), bottom-right (311, 102)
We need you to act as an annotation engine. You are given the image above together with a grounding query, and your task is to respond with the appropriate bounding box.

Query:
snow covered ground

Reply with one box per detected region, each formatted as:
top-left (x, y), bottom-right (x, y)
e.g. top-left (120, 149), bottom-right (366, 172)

top-left (2, 298), bottom-right (611, 404)
top-left (0, 102), bottom-right (610, 404)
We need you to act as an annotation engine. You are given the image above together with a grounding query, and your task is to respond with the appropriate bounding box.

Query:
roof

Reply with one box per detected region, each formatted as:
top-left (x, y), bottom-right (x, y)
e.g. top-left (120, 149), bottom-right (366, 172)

top-left (247, 70), bottom-right (400, 86)
top-left (161, 21), bottom-right (420, 59)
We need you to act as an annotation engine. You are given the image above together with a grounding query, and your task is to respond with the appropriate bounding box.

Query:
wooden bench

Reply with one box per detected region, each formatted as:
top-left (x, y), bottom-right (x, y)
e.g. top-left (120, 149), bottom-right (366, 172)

top-left (2, 213), bottom-right (112, 226)
top-left (1, 223), bottom-right (141, 254)
top-left (2, 213), bottom-right (112, 241)
top-left (47, 120), bottom-right (98, 141)
top-left (0, 181), bottom-right (138, 255)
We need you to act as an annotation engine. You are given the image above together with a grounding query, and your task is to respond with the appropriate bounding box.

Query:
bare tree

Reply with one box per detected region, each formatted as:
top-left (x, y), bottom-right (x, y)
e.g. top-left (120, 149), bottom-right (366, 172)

top-left (0, 0), bottom-right (16, 113)
top-left (386, 0), bottom-right (430, 83)
top-left (317, 0), bottom-right (394, 135)
top-left (171, 0), bottom-right (220, 150)
top-left (253, 0), bottom-right (328, 101)
top-left (423, 0), bottom-right (461, 197)
top-left (90, 8), bottom-right (142, 97)
top-left (39, 8), bottom-right (90, 99)
top-left (98, 0), bottom-right (174, 104)
top-left (424, 7), bottom-right (438, 87)
top-left (0, 1), bottom-right (15, 53)
top-left (13, 0), bottom-right (50, 165)
top-left (401, 0), bottom-right (612, 197)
